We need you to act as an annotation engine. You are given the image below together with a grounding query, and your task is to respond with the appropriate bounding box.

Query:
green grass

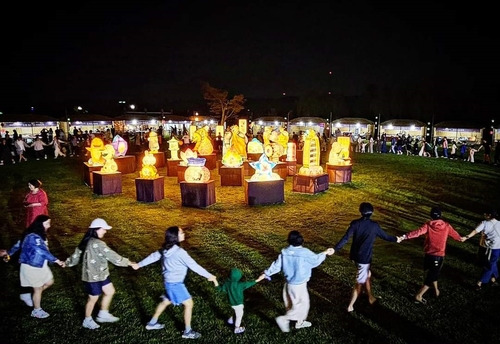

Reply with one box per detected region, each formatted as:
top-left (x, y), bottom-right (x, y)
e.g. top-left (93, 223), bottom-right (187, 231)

top-left (1, 152), bottom-right (499, 344)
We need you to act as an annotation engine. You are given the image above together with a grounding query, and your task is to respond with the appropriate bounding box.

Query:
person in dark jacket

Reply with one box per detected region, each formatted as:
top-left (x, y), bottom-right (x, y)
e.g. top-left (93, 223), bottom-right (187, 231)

top-left (334, 202), bottom-right (398, 312)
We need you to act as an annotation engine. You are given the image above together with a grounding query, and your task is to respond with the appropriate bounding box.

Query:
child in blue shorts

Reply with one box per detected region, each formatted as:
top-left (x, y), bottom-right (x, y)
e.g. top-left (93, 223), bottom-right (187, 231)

top-left (132, 226), bottom-right (218, 339)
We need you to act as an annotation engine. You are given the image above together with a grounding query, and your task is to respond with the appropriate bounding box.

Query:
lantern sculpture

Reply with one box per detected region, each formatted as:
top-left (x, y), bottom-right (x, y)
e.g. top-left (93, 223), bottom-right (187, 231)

top-left (111, 135), bottom-right (128, 157)
top-left (286, 141), bottom-right (296, 161)
top-left (328, 136), bottom-right (351, 166)
top-left (100, 144), bottom-right (118, 173)
top-left (139, 150), bottom-right (158, 179)
top-left (180, 148), bottom-right (197, 166)
top-left (86, 137), bottom-right (105, 165)
top-left (247, 138), bottom-right (264, 154)
top-left (168, 137), bottom-right (180, 160)
top-left (298, 129), bottom-right (323, 176)
top-left (184, 158), bottom-right (211, 183)
top-left (249, 154), bottom-right (281, 181)
top-left (148, 131), bottom-right (160, 153)
top-left (192, 126), bottom-right (213, 155)
top-left (222, 146), bottom-right (244, 167)
top-left (230, 124), bottom-right (247, 159)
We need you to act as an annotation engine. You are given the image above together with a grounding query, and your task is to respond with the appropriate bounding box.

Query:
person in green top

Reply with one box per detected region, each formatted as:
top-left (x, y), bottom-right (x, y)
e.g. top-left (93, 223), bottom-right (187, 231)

top-left (65, 218), bottom-right (135, 330)
top-left (217, 268), bottom-right (266, 334)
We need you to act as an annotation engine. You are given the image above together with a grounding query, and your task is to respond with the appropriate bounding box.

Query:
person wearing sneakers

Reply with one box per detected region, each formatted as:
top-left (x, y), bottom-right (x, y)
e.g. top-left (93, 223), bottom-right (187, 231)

top-left (216, 268), bottom-right (267, 334)
top-left (0, 215), bottom-right (65, 318)
top-left (263, 230), bottom-right (334, 333)
top-left (462, 209), bottom-right (500, 290)
top-left (131, 226), bottom-right (218, 339)
top-left (398, 207), bottom-right (462, 303)
top-left (334, 202), bottom-right (398, 312)
top-left (65, 218), bottom-right (135, 330)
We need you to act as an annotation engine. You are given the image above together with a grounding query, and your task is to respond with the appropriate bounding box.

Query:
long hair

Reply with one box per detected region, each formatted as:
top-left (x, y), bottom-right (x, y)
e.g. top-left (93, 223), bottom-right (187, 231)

top-left (22, 214), bottom-right (50, 242)
top-left (162, 226), bottom-right (180, 251)
top-left (77, 227), bottom-right (100, 251)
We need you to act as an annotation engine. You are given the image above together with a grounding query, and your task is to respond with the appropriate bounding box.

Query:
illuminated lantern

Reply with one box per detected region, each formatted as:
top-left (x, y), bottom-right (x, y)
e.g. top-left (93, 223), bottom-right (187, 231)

top-left (86, 137), bottom-right (105, 165)
top-left (100, 144), bottom-right (118, 173)
top-left (139, 150), bottom-right (158, 179)
top-left (298, 130), bottom-right (323, 176)
top-left (222, 146), bottom-right (244, 167)
top-left (180, 148), bottom-right (197, 166)
top-left (328, 136), bottom-right (351, 166)
top-left (192, 126), bottom-right (213, 155)
top-left (168, 137), bottom-right (180, 160)
top-left (184, 158), bottom-right (210, 183)
top-left (249, 154), bottom-right (281, 181)
top-left (148, 131), bottom-right (160, 153)
top-left (247, 138), bottom-right (264, 154)
top-left (277, 127), bottom-right (289, 152)
top-left (112, 135), bottom-right (128, 157)
top-left (286, 142), bottom-right (296, 161)
top-left (230, 125), bottom-right (247, 159)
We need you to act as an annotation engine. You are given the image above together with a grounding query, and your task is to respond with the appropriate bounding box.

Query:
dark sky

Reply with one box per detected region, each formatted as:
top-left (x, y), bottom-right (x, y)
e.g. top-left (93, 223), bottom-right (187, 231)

top-left (2, 1), bottom-right (498, 121)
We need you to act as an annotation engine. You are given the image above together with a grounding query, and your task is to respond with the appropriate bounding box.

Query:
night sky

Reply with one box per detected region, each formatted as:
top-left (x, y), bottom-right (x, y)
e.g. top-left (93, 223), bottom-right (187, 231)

top-left (2, 1), bottom-right (498, 122)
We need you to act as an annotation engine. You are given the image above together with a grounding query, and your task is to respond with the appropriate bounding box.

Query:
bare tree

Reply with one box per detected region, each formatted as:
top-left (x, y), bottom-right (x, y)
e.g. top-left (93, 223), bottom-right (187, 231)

top-left (201, 82), bottom-right (246, 125)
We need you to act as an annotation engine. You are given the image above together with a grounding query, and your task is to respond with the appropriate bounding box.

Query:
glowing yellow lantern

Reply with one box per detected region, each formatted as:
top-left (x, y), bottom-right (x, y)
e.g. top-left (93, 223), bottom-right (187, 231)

top-left (286, 142), bottom-right (296, 161)
top-left (230, 124), bottom-right (247, 159)
top-left (192, 126), bottom-right (214, 155)
top-left (148, 132), bottom-right (160, 153)
top-left (222, 146), bottom-right (244, 167)
top-left (247, 138), bottom-right (264, 154)
top-left (139, 150), bottom-right (158, 179)
top-left (168, 137), bottom-right (180, 160)
top-left (100, 144), bottom-right (118, 173)
top-left (298, 130), bottom-right (323, 176)
top-left (86, 137), bottom-right (105, 165)
top-left (328, 136), bottom-right (351, 166)
top-left (184, 158), bottom-right (210, 183)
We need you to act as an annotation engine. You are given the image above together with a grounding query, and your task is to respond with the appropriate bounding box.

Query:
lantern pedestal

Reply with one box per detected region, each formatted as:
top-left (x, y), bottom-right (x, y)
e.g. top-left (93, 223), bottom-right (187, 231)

top-left (152, 152), bottom-right (166, 167)
top-left (247, 153), bottom-right (261, 161)
top-left (180, 180), bottom-right (216, 208)
top-left (242, 161), bottom-right (254, 177)
top-left (273, 162), bottom-right (288, 179)
top-left (135, 177), bottom-right (164, 202)
top-left (292, 174), bottom-right (329, 194)
top-left (115, 155), bottom-right (136, 174)
top-left (92, 171), bottom-right (122, 195)
top-left (83, 163), bottom-right (102, 187)
top-left (296, 150), bottom-right (303, 164)
top-left (199, 153), bottom-right (216, 170)
top-left (177, 165), bottom-right (188, 183)
top-left (326, 164), bottom-right (352, 184)
top-left (220, 166), bottom-right (244, 186)
top-left (286, 160), bottom-right (297, 176)
top-left (244, 179), bottom-right (285, 206)
top-left (167, 159), bottom-right (181, 177)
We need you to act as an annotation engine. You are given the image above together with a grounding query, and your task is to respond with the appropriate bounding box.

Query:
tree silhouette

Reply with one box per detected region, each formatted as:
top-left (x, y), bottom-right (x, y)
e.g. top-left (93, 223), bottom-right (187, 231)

top-left (201, 82), bottom-right (246, 125)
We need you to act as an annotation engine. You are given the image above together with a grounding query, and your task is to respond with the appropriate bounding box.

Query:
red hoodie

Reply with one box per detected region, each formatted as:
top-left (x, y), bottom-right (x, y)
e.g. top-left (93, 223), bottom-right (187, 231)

top-left (406, 219), bottom-right (462, 256)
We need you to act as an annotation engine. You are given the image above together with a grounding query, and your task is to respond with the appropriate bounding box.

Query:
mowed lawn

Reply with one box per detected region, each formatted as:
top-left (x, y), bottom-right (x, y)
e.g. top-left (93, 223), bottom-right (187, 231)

top-left (0, 151), bottom-right (499, 344)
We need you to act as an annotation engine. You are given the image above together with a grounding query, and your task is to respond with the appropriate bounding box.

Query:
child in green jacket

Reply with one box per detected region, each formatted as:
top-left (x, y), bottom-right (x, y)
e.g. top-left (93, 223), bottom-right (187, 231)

top-left (217, 268), bottom-right (266, 334)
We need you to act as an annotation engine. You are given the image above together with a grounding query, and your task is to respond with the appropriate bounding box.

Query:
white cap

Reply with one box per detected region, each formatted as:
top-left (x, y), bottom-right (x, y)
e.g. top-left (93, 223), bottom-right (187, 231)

top-left (89, 218), bottom-right (112, 230)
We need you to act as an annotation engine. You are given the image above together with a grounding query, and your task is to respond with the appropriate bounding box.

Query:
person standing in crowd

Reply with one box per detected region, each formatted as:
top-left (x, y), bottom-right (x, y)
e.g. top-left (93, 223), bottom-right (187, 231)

top-left (31, 136), bottom-right (49, 160)
top-left (462, 209), bottom-right (500, 290)
top-left (216, 268), bottom-right (266, 334)
top-left (0, 215), bottom-right (65, 318)
top-left (49, 136), bottom-right (67, 159)
top-left (478, 139), bottom-right (491, 164)
top-left (132, 226), bottom-right (218, 339)
top-left (14, 135), bottom-right (29, 163)
top-left (442, 137), bottom-right (449, 158)
top-left (23, 179), bottom-right (49, 229)
top-left (65, 218), bottom-right (135, 330)
top-left (0, 138), bottom-right (16, 165)
top-left (460, 142), bottom-right (468, 160)
top-left (369, 135), bottom-right (374, 153)
top-left (334, 202), bottom-right (398, 312)
top-left (263, 230), bottom-right (334, 332)
top-left (494, 140), bottom-right (500, 165)
top-left (398, 207), bottom-right (462, 303)
top-left (450, 140), bottom-right (458, 159)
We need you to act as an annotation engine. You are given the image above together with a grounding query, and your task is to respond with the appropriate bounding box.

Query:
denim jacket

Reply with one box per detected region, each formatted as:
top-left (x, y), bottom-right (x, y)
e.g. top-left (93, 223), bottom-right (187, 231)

top-left (8, 233), bottom-right (58, 268)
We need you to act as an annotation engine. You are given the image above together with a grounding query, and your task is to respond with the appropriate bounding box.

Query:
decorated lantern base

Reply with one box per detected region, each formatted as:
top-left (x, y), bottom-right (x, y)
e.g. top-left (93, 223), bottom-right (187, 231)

top-left (242, 160), bottom-right (254, 177)
top-left (135, 176), bottom-right (164, 202)
top-left (326, 164), bottom-right (352, 184)
top-left (177, 165), bottom-right (188, 183)
top-left (92, 171), bottom-right (122, 195)
top-left (273, 162), bottom-right (288, 179)
top-left (180, 180), bottom-right (216, 208)
top-left (198, 153), bottom-right (216, 170)
top-left (286, 161), bottom-right (297, 176)
top-left (247, 153), bottom-right (261, 161)
top-left (115, 155), bottom-right (136, 174)
top-left (244, 179), bottom-right (285, 206)
top-left (292, 174), bottom-right (329, 194)
top-left (152, 152), bottom-right (166, 167)
top-left (83, 162), bottom-right (102, 187)
top-left (167, 159), bottom-right (180, 177)
top-left (220, 166), bottom-right (244, 186)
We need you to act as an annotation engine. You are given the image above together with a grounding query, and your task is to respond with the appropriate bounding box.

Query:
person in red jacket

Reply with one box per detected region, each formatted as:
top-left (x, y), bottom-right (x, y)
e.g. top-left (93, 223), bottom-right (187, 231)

top-left (398, 207), bottom-right (462, 304)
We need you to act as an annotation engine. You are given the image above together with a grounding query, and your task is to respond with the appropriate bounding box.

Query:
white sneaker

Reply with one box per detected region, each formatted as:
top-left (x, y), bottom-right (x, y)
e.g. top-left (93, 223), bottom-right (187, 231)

top-left (20, 293), bottom-right (33, 307)
top-left (83, 318), bottom-right (100, 329)
top-left (96, 312), bottom-right (119, 323)
top-left (31, 308), bottom-right (50, 318)
top-left (146, 322), bottom-right (165, 330)
top-left (234, 326), bottom-right (245, 334)
top-left (275, 316), bottom-right (290, 333)
top-left (227, 317), bottom-right (234, 325)
top-left (295, 320), bottom-right (312, 329)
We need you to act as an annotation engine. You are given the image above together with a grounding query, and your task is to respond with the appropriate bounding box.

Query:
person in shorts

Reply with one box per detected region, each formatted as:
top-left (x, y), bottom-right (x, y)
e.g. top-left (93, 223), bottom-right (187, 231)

top-left (132, 226), bottom-right (218, 340)
top-left (65, 218), bottom-right (135, 329)
top-left (334, 202), bottom-right (398, 312)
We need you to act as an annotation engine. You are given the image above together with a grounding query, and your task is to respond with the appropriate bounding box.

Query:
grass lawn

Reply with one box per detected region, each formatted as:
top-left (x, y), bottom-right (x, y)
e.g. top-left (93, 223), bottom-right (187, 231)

top-left (0, 151), bottom-right (499, 344)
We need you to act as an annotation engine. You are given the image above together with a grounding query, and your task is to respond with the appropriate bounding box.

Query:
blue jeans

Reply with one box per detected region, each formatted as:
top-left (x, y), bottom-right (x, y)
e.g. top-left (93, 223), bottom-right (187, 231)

top-left (480, 248), bottom-right (500, 284)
